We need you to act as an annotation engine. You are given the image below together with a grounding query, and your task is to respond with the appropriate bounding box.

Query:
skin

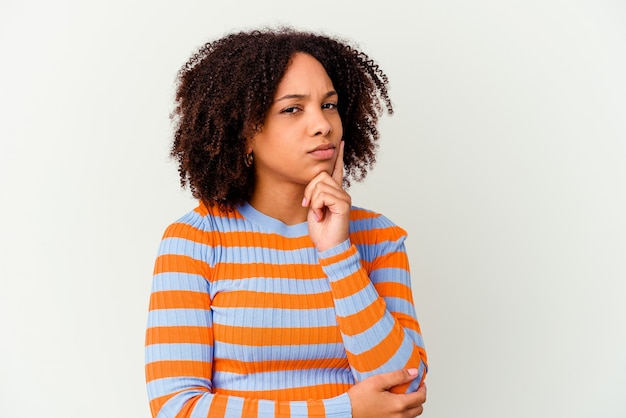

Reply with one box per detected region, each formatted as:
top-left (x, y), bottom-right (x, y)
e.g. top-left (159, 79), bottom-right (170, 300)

top-left (248, 52), bottom-right (426, 417)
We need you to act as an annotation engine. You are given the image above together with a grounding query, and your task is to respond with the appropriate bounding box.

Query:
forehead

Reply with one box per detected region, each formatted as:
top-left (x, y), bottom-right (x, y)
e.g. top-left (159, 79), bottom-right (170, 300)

top-left (275, 53), bottom-right (335, 93)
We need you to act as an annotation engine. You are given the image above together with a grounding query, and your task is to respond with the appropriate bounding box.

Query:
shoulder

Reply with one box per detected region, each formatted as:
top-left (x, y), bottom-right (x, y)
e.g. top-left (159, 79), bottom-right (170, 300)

top-left (160, 201), bottom-right (244, 241)
top-left (349, 206), bottom-right (408, 242)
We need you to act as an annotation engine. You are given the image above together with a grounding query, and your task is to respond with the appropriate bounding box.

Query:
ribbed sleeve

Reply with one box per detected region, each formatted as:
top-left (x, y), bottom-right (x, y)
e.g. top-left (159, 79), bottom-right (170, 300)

top-left (145, 203), bottom-right (427, 417)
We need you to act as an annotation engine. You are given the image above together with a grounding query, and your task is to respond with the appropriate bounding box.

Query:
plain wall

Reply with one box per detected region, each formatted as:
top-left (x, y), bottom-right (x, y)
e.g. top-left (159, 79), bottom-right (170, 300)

top-left (1, 1), bottom-right (625, 417)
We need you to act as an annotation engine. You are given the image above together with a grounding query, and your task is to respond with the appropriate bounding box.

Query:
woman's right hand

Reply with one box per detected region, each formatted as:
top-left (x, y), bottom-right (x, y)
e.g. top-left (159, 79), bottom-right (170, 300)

top-left (347, 369), bottom-right (427, 418)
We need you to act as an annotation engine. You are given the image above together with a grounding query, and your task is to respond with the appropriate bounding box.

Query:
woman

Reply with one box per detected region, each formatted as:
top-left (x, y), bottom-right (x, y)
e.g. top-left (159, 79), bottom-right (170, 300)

top-left (145, 27), bottom-right (428, 417)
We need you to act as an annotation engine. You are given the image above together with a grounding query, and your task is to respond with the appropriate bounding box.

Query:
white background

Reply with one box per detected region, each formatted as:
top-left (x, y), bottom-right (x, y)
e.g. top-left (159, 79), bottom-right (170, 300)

top-left (1, 1), bottom-right (625, 417)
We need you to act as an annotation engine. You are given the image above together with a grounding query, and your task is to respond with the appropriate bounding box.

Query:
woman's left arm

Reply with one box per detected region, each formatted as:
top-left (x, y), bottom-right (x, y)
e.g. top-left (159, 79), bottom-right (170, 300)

top-left (317, 219), bottom-right (427, 393)
top-left (303, 142), bottom-right (427, 393)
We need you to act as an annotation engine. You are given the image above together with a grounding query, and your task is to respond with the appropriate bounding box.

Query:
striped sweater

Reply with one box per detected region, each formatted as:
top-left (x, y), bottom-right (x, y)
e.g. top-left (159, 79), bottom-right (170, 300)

top-left (145, 201), bottom-right (427, 417)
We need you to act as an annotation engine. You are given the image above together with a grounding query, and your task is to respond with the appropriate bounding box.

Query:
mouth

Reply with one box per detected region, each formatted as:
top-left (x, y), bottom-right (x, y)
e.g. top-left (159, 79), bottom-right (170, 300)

top-left (309, 143), bottom-right (336, 152)
top-left (308, 143), bottom-right (336, 160)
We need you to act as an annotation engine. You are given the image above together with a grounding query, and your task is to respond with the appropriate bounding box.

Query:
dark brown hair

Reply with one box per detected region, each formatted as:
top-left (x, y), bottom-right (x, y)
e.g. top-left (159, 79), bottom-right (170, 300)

top-left (171, 26), bottom-right (393, 208)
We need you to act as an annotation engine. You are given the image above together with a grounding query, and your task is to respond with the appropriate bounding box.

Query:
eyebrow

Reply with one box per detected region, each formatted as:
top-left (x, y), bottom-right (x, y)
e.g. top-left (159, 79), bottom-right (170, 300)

top-left (274, 90), bottom-right (338, 103)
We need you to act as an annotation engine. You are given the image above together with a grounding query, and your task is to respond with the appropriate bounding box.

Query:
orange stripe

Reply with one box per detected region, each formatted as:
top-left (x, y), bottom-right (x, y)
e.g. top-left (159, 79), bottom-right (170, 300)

top-left (154, 254), bottom-right (211, 277)
top-left (213, 323), bottom-right (341, 346)
top-left (336, 298), bottom-right (386, 336)
top-left (350, 208), bottom-right (380, 220)
top-left (162, 221), bottom-right (214, 245)
top-left (348, 330), bottom-right (404, 372)
top-left (351, 227), bottom-right (404, 246)
top-left (329, 270), bottom-right (369, 299)
top-left (373, 282), bottom-right (413, 300)
top-left (213, 357), bottom-right (349, 374)
top-left (307, 400), bottom-right (326, 416)
top-left (146, 326), bottom-right (213, 345)
top-left (165, 223), bottom-right (316, 251)
top-left (214, 290), bottom-right (332, 309)
top-left (319, 245), bottom-right (357, 266)
top-left (149, 393), bottom-right (174, 418)
top-left (275, 402), bottom-right (290, 418)
top-left (213, 262), bottom-right (324, 281)
top-left (394, 312), bottom-right (422, 334)
top-left (207, 395), bottom-right (228, 418)
top-left (370, 251), bottom-right (409, 270)
top-left (198, 201), bottom-right (245, 219)
top-left (149, 290), bottom-right (210, 310)
top-left (146, 360), bottom-right (211, 381)
top-left (242, 398), bottom-right (259, 415)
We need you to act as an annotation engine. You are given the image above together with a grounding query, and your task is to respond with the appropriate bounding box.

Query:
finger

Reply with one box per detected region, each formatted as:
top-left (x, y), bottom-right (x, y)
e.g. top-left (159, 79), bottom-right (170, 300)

top-left (302, 171), bottom-right (345, 208)
top-left (331, 140), bottom-right (344, 186)
top-left (308, 185), bottom-right (349, 222)
top-left (372, 369), bottom-right (420, 391)
top-left (407, 404), bottom-right (425, 417)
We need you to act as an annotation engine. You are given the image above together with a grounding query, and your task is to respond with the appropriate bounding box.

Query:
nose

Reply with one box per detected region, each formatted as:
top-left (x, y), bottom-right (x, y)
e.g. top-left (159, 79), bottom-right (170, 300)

top-left (309, 108), bottom-right (333, 137)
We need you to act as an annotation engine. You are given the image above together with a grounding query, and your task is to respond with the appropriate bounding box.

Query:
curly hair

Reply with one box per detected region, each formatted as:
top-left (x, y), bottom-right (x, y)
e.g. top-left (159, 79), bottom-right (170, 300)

top-left (170, 26), bottom-right (393, 209)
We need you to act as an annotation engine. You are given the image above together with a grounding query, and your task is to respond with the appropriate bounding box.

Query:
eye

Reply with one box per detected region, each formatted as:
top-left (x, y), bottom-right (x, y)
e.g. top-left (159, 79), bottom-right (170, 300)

top-left (322, 102), bottom-right (338, 110)
top-left (281, 105), bottom-right (302, 114)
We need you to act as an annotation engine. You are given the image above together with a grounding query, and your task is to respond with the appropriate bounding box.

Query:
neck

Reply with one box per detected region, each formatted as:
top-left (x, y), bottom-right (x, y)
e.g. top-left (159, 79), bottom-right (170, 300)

top-left (249, 182), bottom-right (308, 225)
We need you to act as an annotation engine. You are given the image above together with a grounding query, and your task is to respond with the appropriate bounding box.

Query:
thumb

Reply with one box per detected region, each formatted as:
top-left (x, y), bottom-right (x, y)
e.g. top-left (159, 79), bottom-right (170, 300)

top-left (331, 141), bottom-right (345, 186)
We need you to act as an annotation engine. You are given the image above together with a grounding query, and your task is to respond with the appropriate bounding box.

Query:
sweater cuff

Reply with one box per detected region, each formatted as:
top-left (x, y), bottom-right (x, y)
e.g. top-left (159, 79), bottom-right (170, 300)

top-left (317, 239), bottom-right (361, 283)
top-left (317, 238), bottom-right (352, 260)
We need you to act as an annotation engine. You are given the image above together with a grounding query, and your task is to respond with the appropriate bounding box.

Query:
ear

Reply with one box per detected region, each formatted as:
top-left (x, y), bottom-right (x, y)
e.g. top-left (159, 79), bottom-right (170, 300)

top-left (244, 137), bottom-right (254, 154)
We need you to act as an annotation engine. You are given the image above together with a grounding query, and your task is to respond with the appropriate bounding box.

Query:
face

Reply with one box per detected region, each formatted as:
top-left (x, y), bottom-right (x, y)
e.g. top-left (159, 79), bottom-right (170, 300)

top-left (248, 53), bottom-right (343, 190)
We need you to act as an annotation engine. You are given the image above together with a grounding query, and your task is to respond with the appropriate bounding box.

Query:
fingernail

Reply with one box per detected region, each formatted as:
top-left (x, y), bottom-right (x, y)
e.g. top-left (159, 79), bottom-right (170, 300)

top-left (407, 368), bottom-right (419, 376)
top-left (301, 197), bottom-right (308, 207)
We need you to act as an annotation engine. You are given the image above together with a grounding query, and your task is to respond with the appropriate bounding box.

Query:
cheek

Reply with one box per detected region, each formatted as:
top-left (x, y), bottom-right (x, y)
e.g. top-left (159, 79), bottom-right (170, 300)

top-left (334, 117), bottom-right (344, 137)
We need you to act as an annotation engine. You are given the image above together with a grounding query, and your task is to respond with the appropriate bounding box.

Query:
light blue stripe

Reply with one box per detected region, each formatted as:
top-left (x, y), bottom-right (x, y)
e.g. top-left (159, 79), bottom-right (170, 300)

top-left (151, 272), bottom-right (208, 292)
top-left (323, 393), bottom-right (352, 416)
top-left (146, 343), bottom-right (212, 363)
top-left (349, 213), bottom-right (398, 232)
top-left (369, 267), bottom-right (411, 285)
top-left (238, 202), bottom-right (309, 238)
top-left (147, 377), bottom-right (211, 401)
top-left (354, 240), bottom-right (405, 261)
top-left (156, 390), bottom-right (205, 418)
top-left (212, 277), bottom-right (330, 292)
top-left (384, 296), bottom-right (419, 317)
top-left (190, 395), bottom-right (214, 418)
top-left (158, 236), bottom-right (208, 260)
top-left (333, 284), bottom-right (379, 317)
top-left (287, 401), bottom-right (308, 416)
top-left (213, 368), bottom-right (353, 391)
top-left (406, 328), bottom-right (426, 348)
top-left (160, 237), bottom-right (320, 265)
top-left (213, 342), bottom-right (347, 362)
top-left (224, 396), bottom-right (244, 416)
top-left (257, 399), bottom-right (276, 417)
top-left (212, 306), bottom-right (337, 328)
top-left (147, 308), bottom-right (211, 328)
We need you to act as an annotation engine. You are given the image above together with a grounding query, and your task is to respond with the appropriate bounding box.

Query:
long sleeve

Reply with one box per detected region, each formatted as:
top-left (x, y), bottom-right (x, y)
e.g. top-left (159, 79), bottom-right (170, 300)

top-left (145, 218), bottom-right (352, 418)
top-left (318, 210), bottom-right (427, 393)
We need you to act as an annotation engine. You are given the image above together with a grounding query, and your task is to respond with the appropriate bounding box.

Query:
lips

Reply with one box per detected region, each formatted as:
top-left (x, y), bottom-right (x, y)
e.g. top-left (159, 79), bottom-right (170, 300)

top-left (308, 143), bottom-right (336, 159)
top-left (309, 143), bottom-right (335, 152)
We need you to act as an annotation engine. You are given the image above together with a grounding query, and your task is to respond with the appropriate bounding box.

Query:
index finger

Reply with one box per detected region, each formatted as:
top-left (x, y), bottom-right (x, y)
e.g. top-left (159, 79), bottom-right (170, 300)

top-left (331, 140), bottom-right (345, 186)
